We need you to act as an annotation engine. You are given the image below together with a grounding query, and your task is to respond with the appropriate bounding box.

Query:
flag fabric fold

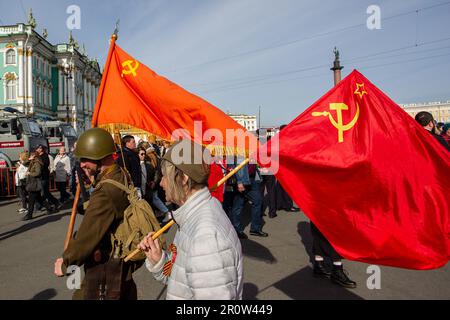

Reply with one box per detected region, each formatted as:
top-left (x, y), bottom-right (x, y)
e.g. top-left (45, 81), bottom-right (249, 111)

top-left (92, 38), bottom-right (256, 156)
top-left (261, 69), bottom-right (449, 270)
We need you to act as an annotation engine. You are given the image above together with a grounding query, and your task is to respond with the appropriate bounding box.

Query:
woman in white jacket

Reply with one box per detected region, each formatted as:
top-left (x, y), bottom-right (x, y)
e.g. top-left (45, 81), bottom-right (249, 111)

top-left (139, 139), bottom-right (243, 300)
top-left (54, 147), bottom-right (71, 202)
top-left (15, 152), bottom-right (29, 213)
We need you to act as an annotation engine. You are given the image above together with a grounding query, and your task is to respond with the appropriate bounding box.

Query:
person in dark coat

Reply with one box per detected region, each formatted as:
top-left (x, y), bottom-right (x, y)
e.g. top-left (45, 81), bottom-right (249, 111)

top-left (415, 111), bottom-right (450, 151)
top-left (22, 151), bottom-right (54, 220)
top-left (116, 135), bottom-right (142, 193)
top-left (275, 125), bottom-right (299, 212)
top-left (36, 144), bottom-right (60, 210)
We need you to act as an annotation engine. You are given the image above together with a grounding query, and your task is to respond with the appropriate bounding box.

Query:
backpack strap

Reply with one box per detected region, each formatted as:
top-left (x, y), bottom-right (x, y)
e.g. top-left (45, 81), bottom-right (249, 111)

top-left (98, 179), bottom-right (131, 194)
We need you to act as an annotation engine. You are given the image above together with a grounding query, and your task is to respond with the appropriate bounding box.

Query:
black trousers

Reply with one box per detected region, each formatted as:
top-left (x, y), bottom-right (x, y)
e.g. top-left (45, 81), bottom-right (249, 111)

top-left (260, 175), bottom-right (277, 217)
top-left (27, 191), bottom-right (48, 216)
top-left (276, 181), bottom-right (293, 210)
top-left (41, 179), bottom-right (59, 206)
top-left (17, 185), bottom-right (28, 209)
top-left (56, 181), bottom-right (70, 201)
top-left (310, 222), bottom-right (342, 261)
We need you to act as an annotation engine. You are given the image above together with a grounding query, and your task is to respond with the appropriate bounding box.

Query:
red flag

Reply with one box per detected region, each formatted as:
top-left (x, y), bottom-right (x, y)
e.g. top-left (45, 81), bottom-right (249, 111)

top-left (92, 38), bottom-right (256, 156)
top-left (208, 161), bottom-right (225, 203)
top-left (261, 70), bottom-right (449, 270)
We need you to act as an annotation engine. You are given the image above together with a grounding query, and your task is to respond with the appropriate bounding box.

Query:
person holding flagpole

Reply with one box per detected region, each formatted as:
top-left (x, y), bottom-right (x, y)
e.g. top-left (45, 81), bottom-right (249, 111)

top-left (54, 128), bottom-right (142, 299)
top-left (138, 139), bottom-right (243, 300)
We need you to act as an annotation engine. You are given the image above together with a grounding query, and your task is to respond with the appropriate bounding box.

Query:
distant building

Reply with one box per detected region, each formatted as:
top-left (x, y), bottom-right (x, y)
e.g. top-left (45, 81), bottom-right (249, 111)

top-left (400, 101), bottom-right (450, 123)
top-left (227, 113), bottom-right (258, 132)
top-left (259, 126), bottom-right (279, 138)
top-left (0, 11), bottom-right (101, 132)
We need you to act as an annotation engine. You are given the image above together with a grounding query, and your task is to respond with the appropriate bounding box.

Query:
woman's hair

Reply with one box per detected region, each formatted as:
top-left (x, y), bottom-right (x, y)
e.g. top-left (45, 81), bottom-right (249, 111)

top-left (29, 151), bottom-right (41, 166)
top-left (19, 151), bottom-right (29, 162)
top-left (161, 159), bottom-right (207, 204)
top-left (138, 141), bottom-right (150, 151)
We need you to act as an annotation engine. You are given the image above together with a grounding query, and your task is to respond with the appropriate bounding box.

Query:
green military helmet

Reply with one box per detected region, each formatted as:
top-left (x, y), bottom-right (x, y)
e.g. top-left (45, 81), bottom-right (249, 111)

top-left (74, 127), bottom-right (116, 160)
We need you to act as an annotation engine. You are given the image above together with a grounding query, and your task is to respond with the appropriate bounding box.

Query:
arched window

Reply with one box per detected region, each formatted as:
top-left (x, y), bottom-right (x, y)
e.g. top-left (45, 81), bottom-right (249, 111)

top-left (36, 83), bottom-right (40, 105)
top-left (48, 88), bottom-right (52, 107)
top-left (41, 85), bottom-right (44, 106)
top-left (6, 79), bottom-right (17, 100)
top-left (43, 85), bottom-right (48, 106)
top-left (6, 49), bottom-right (16, 65)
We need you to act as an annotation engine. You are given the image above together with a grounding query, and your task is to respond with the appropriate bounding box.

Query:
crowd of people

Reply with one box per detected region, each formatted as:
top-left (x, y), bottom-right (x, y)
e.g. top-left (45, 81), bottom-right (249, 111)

top-left (14, 110), bottom-right (447, 300)
top-left (111, 134), bottom-right (302, 239)
top-left (44, 128), bottom-right (303, 299)
top-left (15, 145), bottom-right (73, 221)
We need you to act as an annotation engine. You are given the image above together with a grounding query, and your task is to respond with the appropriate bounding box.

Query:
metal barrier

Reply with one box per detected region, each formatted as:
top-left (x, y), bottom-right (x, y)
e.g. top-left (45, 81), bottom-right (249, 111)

top-left (0, 167), bottom-right (16, 197)
top-left (0, 167), bottom-right (59, 198)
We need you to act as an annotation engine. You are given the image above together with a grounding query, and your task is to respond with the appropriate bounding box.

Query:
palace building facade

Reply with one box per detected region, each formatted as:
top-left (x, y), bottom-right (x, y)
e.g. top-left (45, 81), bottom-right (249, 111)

top-left (0, 11), bottom-right (101, 132)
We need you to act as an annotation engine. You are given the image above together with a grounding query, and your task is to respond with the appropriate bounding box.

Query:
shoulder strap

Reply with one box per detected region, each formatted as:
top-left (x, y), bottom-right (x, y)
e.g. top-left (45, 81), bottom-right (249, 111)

top-left (98, 179), bottom-right (131, 194)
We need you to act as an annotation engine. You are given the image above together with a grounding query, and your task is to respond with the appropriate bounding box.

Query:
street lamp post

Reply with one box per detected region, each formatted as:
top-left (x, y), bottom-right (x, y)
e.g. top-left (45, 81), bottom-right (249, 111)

top-left (63, 62), bottom-right (73, 124)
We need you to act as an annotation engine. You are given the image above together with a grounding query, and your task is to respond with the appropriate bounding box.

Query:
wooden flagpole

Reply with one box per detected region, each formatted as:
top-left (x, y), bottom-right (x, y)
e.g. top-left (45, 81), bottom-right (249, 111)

top-left (64, 183), bottom-right (81, 250)
top-left (124, 157), bottom-right (250, 262)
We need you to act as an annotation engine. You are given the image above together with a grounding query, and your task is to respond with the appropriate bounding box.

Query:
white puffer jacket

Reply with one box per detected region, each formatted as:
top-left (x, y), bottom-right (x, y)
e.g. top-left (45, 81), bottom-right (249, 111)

top-left (145, 188), bottom-right (243, 300)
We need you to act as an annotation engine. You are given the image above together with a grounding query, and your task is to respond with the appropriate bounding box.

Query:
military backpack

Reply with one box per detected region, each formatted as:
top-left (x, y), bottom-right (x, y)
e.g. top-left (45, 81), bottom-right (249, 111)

top-left (98, 178), bottom-right (166, 262)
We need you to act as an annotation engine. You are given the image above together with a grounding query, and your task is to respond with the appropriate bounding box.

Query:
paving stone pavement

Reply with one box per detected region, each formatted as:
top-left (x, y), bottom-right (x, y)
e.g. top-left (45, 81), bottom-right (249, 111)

top-left (0, 197), bottom-right (448, 300)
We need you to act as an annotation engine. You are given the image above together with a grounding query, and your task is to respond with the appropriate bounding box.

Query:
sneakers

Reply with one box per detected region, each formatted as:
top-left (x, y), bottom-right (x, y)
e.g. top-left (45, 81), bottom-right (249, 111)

top-left (21, 214), bottom-right (33, 221)
top-left (56, 202), bottom-right (63, 210)
top-left (331, 265), bottom-right (357, 288)
top-left (249, 230), bottom-right (269, 237)
top-left (313, 261), bottom-right (331, 279)
top-left (18, 208), bottom-right (28, 214)
top-left (49, 206), bottom-right (60, 214)
top-left (312, 262), bottom-right (357, 288)
top-left (44, 205), bottom-right (59, 214)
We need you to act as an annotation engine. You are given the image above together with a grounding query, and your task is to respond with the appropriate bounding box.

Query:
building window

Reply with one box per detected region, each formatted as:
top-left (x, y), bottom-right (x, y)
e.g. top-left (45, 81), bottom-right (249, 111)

top-left (44, 86), bottom-right (48, 106)
top-left (5, 49), bottom-right (16, 65)
top-left (46, 89), bottom-right (49, 108)
top-left (36, 84), bottom-right (40, 105)
top-left (6, 79), bottom-right (17, 100)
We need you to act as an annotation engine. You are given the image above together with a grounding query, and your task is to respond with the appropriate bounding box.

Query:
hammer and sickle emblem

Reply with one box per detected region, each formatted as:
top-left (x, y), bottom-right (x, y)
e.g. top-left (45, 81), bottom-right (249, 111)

top-left (121, 60), bottom-right (139, 77)
top-left (312, 103), bottom-right (360, 143)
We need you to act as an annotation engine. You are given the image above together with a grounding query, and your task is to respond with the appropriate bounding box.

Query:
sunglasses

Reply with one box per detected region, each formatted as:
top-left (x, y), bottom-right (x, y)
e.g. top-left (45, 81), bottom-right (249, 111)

top-left (139, 153), bottom-right (145, 156)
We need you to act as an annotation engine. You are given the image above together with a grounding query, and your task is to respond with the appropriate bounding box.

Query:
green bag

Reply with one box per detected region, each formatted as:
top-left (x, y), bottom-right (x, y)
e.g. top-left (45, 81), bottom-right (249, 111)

top-left (98, 179), bottom-right (166, 261)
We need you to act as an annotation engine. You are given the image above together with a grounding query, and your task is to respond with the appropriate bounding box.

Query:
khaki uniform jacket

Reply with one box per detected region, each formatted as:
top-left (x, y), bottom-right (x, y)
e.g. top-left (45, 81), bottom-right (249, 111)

top-left (62, 164), bottom-right (141, 299)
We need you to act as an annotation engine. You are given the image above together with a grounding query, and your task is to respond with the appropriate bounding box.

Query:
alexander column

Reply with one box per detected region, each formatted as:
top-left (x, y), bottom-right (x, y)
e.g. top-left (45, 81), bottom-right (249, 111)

top-left (331, 47), bottom-right (343, 86)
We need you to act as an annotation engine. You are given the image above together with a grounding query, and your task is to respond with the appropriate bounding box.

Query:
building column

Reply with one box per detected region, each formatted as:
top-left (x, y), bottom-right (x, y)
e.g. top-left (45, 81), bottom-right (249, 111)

top-left (94, 84), bottom-right (98, 105)
top-left (90, 82), bottom-right (95, 111)
top-left (69, 75), bottom-right (73, 106)
top-left (27, 48), bottom-right (33, 108)
top-left (18, 46), bottom-right (24, 104)
top-left (331, 47), bottom-right (343, 86)
top-left (58, 71), bottom-right (63, 105)
top-left (83, 78), bottom-right (87, 113)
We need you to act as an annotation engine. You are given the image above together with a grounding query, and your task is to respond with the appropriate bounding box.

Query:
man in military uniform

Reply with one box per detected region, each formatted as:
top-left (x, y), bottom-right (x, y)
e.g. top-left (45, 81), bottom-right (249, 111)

top-left (54, 127), bottom-right (141, 300)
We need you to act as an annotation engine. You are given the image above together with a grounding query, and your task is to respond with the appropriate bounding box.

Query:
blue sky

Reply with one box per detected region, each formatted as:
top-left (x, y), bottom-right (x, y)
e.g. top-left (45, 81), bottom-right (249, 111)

top-left (1, 0), bottom-right (450, 126)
